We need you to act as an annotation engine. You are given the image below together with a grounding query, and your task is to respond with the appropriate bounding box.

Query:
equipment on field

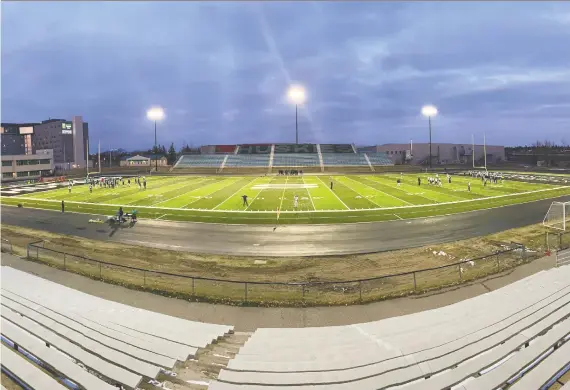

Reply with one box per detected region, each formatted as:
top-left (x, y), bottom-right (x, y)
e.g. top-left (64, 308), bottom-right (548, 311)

top-left (543, 201), bottom-right (569, 231)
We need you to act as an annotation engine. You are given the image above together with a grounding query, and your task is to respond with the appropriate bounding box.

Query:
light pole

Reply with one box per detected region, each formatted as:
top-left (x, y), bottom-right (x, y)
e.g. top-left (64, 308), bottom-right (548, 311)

top-left (421, 105), bottom-right (438, 169)
top-left (287, 85), bottom-right (306, 144)
top-left (146, 106), bottom-right (165, 172)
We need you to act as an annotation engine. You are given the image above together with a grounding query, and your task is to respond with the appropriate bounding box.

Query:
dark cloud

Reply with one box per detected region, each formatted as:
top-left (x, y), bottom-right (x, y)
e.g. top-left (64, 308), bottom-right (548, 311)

top-left (2, 1), bottom-right (570, 150)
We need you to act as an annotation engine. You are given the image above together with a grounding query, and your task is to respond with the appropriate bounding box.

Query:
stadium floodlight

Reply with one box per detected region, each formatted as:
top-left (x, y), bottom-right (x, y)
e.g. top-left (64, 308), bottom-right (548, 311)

top-left (146, 106), bottom-right (165, 172)
top-left (287, 85), bottom-right (306, 144)
top-left (421, 105), bottom-right (438, 169)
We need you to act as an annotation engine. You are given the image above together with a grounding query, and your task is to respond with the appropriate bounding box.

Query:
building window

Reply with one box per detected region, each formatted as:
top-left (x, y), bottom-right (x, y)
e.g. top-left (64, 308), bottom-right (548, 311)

top-left (2, 172), bottom-right (13, 179)
top-left (39, 159), bottom-right (51, 164)
top-left (16, 171), bottom-right (29, 177)
top-left (2, 160), bottom-right (12, 166)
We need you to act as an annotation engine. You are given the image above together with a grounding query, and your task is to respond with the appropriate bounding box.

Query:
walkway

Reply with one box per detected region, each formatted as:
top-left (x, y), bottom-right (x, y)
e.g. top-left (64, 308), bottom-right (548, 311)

top-left (0, 253), bottom-right (556, 331)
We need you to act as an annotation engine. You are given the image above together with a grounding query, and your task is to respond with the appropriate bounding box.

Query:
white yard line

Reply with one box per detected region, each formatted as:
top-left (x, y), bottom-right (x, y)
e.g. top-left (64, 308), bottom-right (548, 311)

top-left (155, 214), bottom-right (168, 220)
top-left (181, 178), bottom-right (239, 208)
top-left (339, 176), bottom-right (384, 207)
top-left (12, 186), bottom-right (569, 213)
top-left (301, 175), bottom-right (316, 211)
top-left (393, 213), bottom-right (403, 220)
top-left (151, 178), bottom-right (210, 206)
top-left (345, 176), bottom-right (413, 206)
top-left (277, 175), bottom-right (289, 213)
top-left (213, 177), bottom-right (259, 210)
top-left (245, 177), bottom-right (275, 211)
top-left (316, 176), bottom-right (350, 210)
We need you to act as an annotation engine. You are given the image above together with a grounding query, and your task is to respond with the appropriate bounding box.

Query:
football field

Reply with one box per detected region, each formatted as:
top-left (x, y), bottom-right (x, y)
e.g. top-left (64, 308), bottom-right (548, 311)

top-left (3, 173), bottom-right (570, 224)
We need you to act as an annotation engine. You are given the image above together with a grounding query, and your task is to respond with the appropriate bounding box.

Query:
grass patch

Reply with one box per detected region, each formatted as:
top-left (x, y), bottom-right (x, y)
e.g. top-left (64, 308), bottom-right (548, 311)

top-left (2, 173), bottom-right (569, 224)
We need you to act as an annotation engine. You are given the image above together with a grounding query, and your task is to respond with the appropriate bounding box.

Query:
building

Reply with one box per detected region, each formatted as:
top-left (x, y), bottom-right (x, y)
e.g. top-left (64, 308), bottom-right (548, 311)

top-left (120, 154), bottom-right (168, 167)
top-left (359, 143), bottom-right (506, 165)
top-left (1, 149), bottom-right (55, 181)
top-left (1, 116), bottom-right (89, 170)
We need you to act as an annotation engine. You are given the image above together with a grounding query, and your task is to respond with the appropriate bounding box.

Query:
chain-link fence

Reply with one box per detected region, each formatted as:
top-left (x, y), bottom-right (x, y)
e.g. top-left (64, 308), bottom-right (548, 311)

top-left (26, 241), bottom-right (529, 306)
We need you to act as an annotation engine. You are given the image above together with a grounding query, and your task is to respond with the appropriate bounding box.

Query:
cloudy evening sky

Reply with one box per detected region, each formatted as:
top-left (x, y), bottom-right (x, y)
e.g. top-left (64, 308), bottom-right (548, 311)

top-left (2, 1), bottom-right (570, 151)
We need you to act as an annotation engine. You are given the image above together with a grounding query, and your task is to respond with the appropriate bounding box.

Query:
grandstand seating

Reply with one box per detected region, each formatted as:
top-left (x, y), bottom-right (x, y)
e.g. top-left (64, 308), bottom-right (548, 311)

top-left (322, 152), bottom-right (369, 166)
top-left (176, 154), bottom-right (225, 168)
top-left (225, 154), bottom-right (270, 167)
top-left (0, 266), bottom-right (233, 390)
top-left (366, 153), bottom-right (394, 166)
top-left (171, 144), bottom-right (394, 173)
top-left (273, 153), bottom-right (320, 167)
top-left (210, 265), bottom-right (570, 389)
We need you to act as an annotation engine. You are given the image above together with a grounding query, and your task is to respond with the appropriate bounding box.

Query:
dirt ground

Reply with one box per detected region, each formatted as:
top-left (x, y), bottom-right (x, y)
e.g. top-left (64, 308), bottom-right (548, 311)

top-left (0, 223), bottom-right (554, 283)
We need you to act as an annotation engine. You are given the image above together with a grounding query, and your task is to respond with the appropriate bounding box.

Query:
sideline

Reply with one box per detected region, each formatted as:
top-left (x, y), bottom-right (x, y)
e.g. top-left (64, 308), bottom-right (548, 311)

top-left (0, 253), bottom-right (556, 331)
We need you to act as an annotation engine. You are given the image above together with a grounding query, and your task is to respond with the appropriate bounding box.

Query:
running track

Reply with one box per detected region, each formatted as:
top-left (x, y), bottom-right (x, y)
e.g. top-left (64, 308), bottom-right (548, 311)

top-left (2, 195), bottom-right (569, 257)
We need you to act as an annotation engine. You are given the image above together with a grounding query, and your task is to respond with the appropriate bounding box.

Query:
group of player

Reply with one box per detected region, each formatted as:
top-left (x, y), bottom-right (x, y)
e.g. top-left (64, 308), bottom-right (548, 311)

top-left (67, 175), bottom-right (148, 193)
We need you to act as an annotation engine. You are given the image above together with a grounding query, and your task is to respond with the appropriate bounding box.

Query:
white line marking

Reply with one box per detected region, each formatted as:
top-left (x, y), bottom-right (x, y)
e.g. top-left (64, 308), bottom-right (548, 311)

top-left (181, 178), bottom-right (239, 208)
top-left (393, 213), bottom-right (403, 220)
top-left (11, 186), bottom-right (569, 213)
top-left (245, 177), bottom-right (274, 211)
top-left (151, 178), bottom-right (210, 206)
top-left (346, 176), bottom-right (412, 205)
top-left (213, 177), bottom-right (258, 210)
top-left (277, 176), bottom-right (289, 215)
top-left (316, 176), bottom-right (350, 210)
top-left (156, 214), bottom-right (167, 220)
top-left (301, 175), bottom-right (316, 211)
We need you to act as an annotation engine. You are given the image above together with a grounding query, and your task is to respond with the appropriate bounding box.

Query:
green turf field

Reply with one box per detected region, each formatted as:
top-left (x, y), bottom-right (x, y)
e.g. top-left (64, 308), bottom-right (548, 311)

top-left (3, 173), bottom-right (570, 224)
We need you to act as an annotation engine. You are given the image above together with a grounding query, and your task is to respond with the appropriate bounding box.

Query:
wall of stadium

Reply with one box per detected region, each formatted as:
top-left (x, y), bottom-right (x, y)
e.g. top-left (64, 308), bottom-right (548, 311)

top-left (372, 143), bottom-right (506, 165)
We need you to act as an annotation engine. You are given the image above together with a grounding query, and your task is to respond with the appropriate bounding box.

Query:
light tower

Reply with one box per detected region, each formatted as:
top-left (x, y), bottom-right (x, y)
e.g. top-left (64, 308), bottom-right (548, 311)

top-left (146, 106), bottom-right (165, 172)
top-left (421, 105), bottom-right (438, 169)
top-left (287, 85), bottom-right (306, 144)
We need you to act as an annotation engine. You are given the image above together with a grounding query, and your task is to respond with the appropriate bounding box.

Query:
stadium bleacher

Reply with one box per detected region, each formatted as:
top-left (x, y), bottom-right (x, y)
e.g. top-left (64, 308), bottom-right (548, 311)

top-left (367, 152), bottom-right (394, 166)
top-left (0, 266), bottom-right (233, 390)
top-left (171, 144), bottom-right (393, 173)
top-left (209, 265), bottom-right (570, 389)
top-left (176, 154), bottom-right (226, 168)
top-left (272, 153), bottom-right (320, 167)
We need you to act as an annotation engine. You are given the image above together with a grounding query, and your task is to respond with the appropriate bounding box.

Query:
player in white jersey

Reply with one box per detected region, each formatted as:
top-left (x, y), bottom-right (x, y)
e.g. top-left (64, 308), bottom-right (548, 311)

top-left (293, 194), bottom-right (299, 209)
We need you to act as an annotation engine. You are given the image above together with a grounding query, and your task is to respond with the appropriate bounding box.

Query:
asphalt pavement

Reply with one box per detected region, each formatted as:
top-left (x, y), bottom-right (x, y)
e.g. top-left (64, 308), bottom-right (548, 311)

top-left (2, 195), bottom-right (569, 257)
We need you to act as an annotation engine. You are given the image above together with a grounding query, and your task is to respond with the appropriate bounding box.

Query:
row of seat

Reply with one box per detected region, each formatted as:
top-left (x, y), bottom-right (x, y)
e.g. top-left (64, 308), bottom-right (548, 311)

top-left (273, 154), bottom-right (320, 167)
top-left (174, 153), bottom-right (393, 169)
top-left (210, 266), bottom-right (570, 389)
top-left (0, 266), bottom-right (233, 389)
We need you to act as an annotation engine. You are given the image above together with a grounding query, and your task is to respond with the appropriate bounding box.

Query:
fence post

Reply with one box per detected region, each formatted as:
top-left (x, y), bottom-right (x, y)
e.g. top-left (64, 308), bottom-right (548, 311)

top-left (559, 233), bottom-right (562, 249)
top-left (143, 271), bottom-right (146, 287)
top-left (413, 272), bottom-right (417, 291)
top-left (27, 244), bottom-right (30, 258)
top-left (302, 285), bottom-right (305, 298)
top-left (192, 278), bottom-right (195, 296)
top-left (63, 253), bottom-right (67, 270)
top-left (359, 281), bottom-right (362, 303)
top-left (244, 283), bottom-right (248, 302)
top-left (496, 252), bottom-right (500, 272)
top-left (99, 262), bottom-right (102, 279)
top-left (522, 245), bottom-right (526, 260)
top-left (458, 264), bottom-right (462, 281)
top-left (36, 247), bottom-right (39, 260)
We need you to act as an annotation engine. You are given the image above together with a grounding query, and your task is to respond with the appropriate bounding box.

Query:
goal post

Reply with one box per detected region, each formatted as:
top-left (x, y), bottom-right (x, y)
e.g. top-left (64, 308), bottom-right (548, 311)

top-left (543, 201), bottom-right (569, 231)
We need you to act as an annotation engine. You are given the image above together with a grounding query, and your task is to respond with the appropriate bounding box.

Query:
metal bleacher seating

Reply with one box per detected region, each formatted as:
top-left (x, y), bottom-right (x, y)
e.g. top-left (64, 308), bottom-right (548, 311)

top-left (176, 154), bottom-right (226, 168)
top-left (322, 152), bottom-right (369, 166)
top-left (366, 152), bottom-right (393, 166)
top-left (225, 154), bottom-right (270, 167)
top-left (210, 265), bottom-right (570, 389)
top-left (273, 153), bottom-right (320, 167)
top-left (0, 266), bottom-right (233, 390)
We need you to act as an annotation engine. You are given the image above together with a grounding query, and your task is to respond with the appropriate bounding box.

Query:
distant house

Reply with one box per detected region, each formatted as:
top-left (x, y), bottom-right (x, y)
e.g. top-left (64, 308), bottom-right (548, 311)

top-left (120, 155), bottom-right (150, 166)
top-left (148, 154), bottom-right (168, 166)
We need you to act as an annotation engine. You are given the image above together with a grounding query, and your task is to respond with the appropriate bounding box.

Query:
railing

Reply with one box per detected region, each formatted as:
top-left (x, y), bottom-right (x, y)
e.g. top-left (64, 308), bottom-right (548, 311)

top-left (25, 241), bottom-right (529, 306)
top-left (1, 239), bottom-right (13, 254)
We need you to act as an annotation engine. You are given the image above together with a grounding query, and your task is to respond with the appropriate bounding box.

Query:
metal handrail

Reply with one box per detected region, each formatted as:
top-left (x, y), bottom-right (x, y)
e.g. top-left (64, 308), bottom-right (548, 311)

top-left (26, 241), bottom-right (521, 287)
